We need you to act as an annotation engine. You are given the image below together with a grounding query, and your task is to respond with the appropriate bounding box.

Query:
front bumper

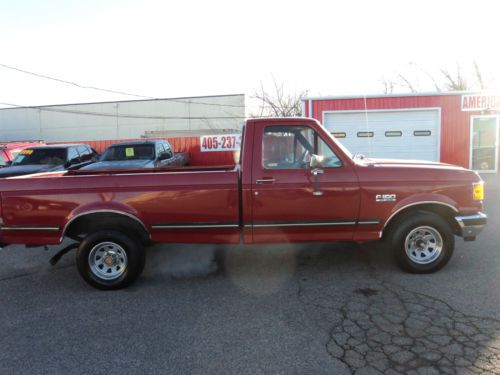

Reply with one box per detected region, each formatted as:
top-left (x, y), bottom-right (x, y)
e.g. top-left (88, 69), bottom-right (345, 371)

top-left (455, 212), bottom-right (487, 239)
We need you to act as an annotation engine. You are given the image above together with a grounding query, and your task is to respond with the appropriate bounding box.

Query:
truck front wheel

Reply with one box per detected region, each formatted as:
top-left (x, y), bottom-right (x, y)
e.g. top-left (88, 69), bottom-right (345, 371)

top-left (76, 230), bottom-right (145, 290)
top-left (390, 212), bottom-right (455, 273)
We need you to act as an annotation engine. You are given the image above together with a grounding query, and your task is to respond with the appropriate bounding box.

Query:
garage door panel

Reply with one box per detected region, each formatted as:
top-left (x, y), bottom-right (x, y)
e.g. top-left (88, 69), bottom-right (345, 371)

top-left (324, 110), bottom-right (440, 161)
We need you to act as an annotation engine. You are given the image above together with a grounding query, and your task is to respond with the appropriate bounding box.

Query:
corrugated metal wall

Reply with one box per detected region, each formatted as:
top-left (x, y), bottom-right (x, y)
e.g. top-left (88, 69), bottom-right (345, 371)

top-left (308, 94), bottom-right (500, 173)
top-left (0, 95), bottom-right (245, 142)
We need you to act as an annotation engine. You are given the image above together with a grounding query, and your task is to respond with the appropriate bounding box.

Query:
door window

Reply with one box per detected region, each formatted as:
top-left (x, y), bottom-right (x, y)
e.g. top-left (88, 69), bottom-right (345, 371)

top-left (262, 126), bottom-right (341, 169)
top-left (471, 117), bottom-right (499, 171)
top-left (77, 145), bottom-right (92, 162)
top-left (67, 148), bottom-right (81, 165)
top-left (317, 137), bottom-right (342, 168)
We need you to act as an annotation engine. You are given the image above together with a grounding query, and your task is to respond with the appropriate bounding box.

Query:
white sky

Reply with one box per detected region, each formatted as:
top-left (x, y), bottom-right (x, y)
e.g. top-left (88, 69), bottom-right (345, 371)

top-left (1, 0), bottom-right (499, 108)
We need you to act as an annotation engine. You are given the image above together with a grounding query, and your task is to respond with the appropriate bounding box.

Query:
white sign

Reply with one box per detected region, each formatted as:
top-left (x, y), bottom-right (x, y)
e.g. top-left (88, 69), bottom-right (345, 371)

top-left (200, 134), bottom-right (242, 152)
top-left (461, 94), bottom-right (500, 111)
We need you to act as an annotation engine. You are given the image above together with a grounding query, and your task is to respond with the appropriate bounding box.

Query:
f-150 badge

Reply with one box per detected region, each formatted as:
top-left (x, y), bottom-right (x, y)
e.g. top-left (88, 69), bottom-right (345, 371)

top-left (376, 194), bottom-right (397, 202)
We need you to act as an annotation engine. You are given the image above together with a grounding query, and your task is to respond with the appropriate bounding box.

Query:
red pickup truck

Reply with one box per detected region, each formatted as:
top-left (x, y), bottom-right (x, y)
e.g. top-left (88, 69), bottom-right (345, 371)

top-left (0, 118), bottom-right (487, 289)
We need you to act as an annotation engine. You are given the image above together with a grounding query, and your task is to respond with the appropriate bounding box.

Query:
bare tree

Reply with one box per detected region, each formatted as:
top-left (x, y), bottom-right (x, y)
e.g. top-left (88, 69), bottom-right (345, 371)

top-left (397, 74), bottom-right (418, 93)
top-left (473, 60), bottom-right (487, 90)
top-left (441, 63), bottom-right (468, 91)
top-left (409, 62), bottom-right (441, 92)
top-left (381, 61), bottom-right (492, 93)
top-left (253, 78), bottom-right (308, 117)
top-left (380, 77), bottom-right (395, 94)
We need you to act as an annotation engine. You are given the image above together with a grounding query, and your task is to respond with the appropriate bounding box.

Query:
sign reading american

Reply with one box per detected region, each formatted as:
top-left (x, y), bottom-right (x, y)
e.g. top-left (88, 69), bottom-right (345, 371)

top-left (461, 94), bottom-right (500, 111)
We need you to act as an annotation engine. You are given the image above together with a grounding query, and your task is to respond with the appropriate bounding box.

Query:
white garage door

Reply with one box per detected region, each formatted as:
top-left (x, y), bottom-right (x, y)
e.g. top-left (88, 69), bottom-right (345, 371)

top-left (323, 109), bottom-right (440, 161)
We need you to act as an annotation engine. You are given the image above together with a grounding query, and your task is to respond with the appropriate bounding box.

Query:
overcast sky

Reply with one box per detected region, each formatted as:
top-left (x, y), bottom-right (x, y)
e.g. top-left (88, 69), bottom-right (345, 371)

top-left (1, 0), bottom-right (499, 108)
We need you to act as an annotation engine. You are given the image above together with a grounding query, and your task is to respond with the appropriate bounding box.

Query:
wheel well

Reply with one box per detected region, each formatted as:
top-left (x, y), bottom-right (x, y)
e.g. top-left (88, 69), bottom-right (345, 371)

top-left (381, 203), bottom-right (460, 240)
top-left (64, 212), bottom-right (150, 244)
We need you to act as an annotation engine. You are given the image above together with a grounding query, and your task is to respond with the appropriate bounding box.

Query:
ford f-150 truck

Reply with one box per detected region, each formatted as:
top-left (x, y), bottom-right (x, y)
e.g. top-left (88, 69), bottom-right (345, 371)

top-left (0, 118), bottom-right (487, 289)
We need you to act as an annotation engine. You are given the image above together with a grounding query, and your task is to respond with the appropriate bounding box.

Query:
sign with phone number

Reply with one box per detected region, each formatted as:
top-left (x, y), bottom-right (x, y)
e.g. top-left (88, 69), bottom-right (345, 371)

top-left (200, 134), bottom-right (242, 152)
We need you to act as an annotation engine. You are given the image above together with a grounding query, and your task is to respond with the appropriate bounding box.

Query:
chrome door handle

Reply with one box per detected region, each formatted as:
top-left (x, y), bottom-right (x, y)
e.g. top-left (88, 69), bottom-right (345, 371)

top-left (256, 178), bottom-right (275, 184)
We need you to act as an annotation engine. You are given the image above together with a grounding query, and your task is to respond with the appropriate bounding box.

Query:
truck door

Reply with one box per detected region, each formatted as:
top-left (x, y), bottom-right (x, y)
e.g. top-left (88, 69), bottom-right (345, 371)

top-left (250, 122), bottom-right (360, 243)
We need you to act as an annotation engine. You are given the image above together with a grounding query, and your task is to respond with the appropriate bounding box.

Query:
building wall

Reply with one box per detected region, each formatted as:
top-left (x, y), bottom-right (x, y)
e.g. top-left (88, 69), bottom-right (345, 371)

top-left (305, 93), bottom-right (500, 173)
top-left (0, 94), bottom-right (245, 142)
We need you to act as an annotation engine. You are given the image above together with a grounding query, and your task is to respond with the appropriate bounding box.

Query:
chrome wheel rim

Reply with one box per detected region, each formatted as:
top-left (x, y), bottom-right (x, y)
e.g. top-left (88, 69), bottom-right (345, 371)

top-left (88, 241), bottom-right (128, 280)
top-left (404, 226), bottom-right (443, 265)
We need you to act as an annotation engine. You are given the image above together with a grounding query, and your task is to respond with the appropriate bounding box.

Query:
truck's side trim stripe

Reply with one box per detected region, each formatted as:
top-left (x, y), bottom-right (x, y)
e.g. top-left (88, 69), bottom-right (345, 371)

top-left (1, 226), bottom-right (60, 231)
top-left (153, 219), bottom-right (383, 230)
top-left (246, 221), bottom-right (357, 228)
top-left (357, 219), bottom-right (381, 225)
top-left (152, 223), bottom-right (239, 229)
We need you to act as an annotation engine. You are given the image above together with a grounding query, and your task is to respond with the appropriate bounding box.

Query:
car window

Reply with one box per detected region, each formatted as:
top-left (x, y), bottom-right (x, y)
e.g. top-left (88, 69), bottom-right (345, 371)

top-left (263, 126), bottom-right (314, 169)
top-left (10, 149), bottom-right (23, 159)
top-left (263, 126), bottom-right (341, 169)
top-left (0, 152), bottom-right (6, 167)
top-left (163, 141), bottom-right (173, 158)
top-left (317, 137), bottom-right (342, 168)
top-left (12, 148), bottom-right (67, 166)
top-left (101, 145), bottom-right (155, 161)
top-left (78, 145), bottom-right (92, 162)
top-left (156, 143), bottom-right (165, 159)
top-left (68, 148), bottom-right (81, 165)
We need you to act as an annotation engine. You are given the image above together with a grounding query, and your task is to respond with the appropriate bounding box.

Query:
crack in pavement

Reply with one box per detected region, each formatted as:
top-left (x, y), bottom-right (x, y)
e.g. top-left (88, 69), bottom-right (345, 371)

top-left (296, 249), bottom-right (500, 375)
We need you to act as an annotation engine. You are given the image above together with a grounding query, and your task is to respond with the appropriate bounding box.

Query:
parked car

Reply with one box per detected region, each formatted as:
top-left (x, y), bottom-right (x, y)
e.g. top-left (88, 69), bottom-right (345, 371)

top-left (0, 118), bottom-right (487, 290)
top-left (0, 141), bottom-right (45, 168)
top-left (80, 140), bottom-right (189, 171)
top-left (0, 144), bottom-right (99, 178)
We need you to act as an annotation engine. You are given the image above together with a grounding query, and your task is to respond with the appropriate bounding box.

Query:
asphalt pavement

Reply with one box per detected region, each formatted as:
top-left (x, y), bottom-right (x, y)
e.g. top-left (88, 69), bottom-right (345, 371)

top-left (0, 176), bottom-right (499, 374)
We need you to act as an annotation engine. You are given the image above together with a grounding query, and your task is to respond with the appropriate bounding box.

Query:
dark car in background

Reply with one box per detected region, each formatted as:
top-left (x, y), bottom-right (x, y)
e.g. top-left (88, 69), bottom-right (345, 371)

top-left (0, 141), bottom-right (46, 168)
top-left (0, 144), bottom-right (99, 178)
top-left (80, 140), bottom-right (189, 171)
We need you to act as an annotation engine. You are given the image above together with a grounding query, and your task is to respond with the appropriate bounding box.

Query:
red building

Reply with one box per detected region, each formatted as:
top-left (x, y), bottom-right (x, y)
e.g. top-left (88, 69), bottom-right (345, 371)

top-left (302, 92), bottom-right (500, 174)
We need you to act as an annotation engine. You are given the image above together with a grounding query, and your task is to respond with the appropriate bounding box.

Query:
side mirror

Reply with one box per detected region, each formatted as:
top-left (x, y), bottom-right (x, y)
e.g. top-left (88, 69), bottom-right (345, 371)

top-left (309, 154), bottom-right (324, 169)
top-left (5, 161), bottom-right (12, 167)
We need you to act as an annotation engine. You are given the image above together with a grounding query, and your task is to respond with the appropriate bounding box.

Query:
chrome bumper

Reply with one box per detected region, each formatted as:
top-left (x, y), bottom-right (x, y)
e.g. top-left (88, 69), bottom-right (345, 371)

top-left (455, 212), bottom-right (487, 239)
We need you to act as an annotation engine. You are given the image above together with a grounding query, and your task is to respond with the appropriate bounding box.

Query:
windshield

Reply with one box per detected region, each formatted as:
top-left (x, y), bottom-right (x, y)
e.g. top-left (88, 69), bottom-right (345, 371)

top-left (0, 152), bottom-right (6, 167)
top-left (101, 145), bottom-right (155, 161)
top-left (11, 148), bottom-right (67, 166)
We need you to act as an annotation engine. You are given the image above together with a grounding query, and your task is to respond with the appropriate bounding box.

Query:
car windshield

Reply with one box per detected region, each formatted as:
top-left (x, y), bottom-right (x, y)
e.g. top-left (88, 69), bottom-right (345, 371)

top-left (101, 145), bottom-right (155, 161)
top-left (0, 152), bottom-right (6, 167)
top-left (11, 148), bottom-right (67, 166)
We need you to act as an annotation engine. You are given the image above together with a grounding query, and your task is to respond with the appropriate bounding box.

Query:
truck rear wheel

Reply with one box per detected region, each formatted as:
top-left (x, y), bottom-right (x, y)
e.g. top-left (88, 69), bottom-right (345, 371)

top-left (76, 230), bottom-right (145, 290)
top-left (390, 211), bottom-right (455, 273)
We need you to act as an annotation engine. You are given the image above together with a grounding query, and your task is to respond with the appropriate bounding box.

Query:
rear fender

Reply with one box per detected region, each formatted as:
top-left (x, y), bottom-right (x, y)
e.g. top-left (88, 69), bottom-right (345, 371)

top-left (62, 202), bottom-right (148, 239)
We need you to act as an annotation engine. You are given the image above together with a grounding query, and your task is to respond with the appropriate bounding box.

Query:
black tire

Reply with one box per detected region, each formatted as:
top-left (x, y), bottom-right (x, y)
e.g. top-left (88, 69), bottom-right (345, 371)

top-left (390, 211), bottom-right (455, 273)
top-left (76, 230), bottom-right (145, 290)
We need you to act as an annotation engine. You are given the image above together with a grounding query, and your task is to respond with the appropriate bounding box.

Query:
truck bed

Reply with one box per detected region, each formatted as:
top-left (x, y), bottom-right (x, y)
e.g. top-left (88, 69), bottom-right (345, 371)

top-left (0, 165), bottom-right (241, 245)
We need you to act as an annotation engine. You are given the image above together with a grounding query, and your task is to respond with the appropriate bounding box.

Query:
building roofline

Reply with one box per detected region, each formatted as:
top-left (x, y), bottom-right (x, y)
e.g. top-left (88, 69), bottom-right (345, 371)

top-left (0, 93), bottom-right (245, 110)
top-left (302, 90), bottom-right (500, 102)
